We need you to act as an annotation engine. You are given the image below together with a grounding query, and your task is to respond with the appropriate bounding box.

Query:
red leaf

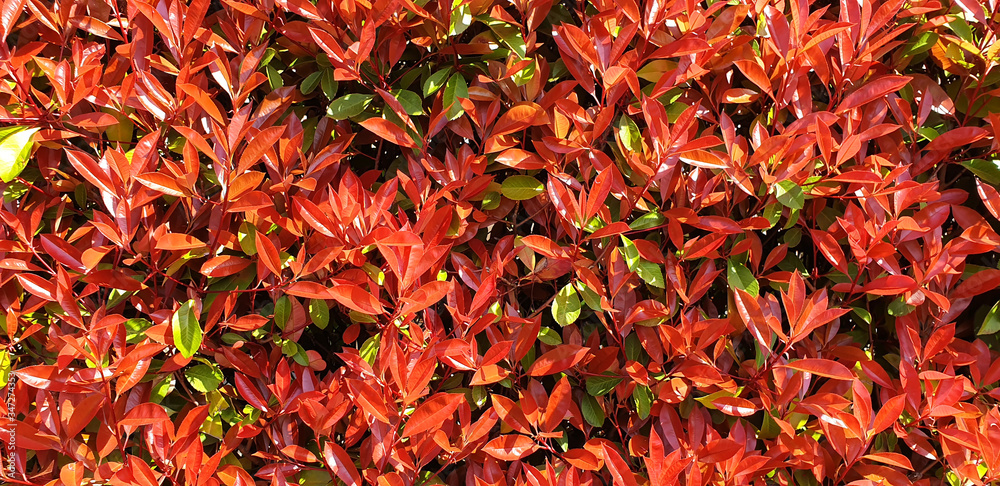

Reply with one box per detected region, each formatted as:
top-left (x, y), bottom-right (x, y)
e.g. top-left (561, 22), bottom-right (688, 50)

top-left (233, 373), bottom-right (270, 413)
top-left (699, 439), bottom-right (744, 463)
top-left (135, 172), bottom-right (185, 197)
top-left (922, 127), bottom-right (988, 154)
top-left (863, 452), bottom-right (913, 470)
top-left (155, 233), bottom-right (207, 251)
top-left (953, 269), bottom-right (1000, 298)
top-left (62, 394), bottom-right (105, 439)
top-left (836, 75), bottom-right (912, 113)
top-left (491, 395), bottom-right (533, 434)
top-left (483, 434), bottom-right (538, 461)
top-left (120, 403), bottom-right (170, 427)
top-left (346, 379), bottom-right (392, 424)
top-left (863, 275), bottom-right (917, 296)
top-left (282, 444), bottom-right (318, 463)
top-left (200, 255), bottom-right (251, 277)
top-left (227, 171), bottom-right (265, 201)
top-left (495, 148), bottom-right (547, 170)
top-left (327, 283), bottom-right (385, 315)
top-left (712, 396), bottom-right (757, 417)
top-left (254, 231), bottom-right (283, 277)
top-left (810, 229), bottom-right (848, 274)
top-left (527, 344), bottom-right (589, 376)
top-left (40, 234), bottom-right (85, 272)
top-left (359, 118), bottom-right (416, 148)
top-left (562, 449), bottom-right (601, 470)
top-left (399, 280), bottom-right (451, 315)
top-left (403, 392), bottom-right (464, 438)
top-left (491, 102), bottom-right (548, 137)
top-left (976, 179), bottom-right (1000, 221)
top-left (293, 196), bottom-right (337, 237)
top-left (601, 443), bottom-right (638, 486)
top-left (871, 395), bottom-right (906, 435)
top-left (322, 441), bottom-right (361, 486)
top-left (238, 126), bottom-right (284, 172)
top-left (16, 273), bottom-right (55, 300)
top-left (780, 358), bottom-right (855, 381)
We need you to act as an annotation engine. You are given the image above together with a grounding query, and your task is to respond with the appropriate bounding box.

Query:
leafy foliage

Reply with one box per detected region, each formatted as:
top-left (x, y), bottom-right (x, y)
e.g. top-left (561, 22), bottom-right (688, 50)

top-left (2, 0), bottom-right (1000, 484)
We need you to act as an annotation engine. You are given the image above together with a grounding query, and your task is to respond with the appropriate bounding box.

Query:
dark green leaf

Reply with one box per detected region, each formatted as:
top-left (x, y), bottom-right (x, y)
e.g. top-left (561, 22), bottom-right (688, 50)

top-left (327, 94), bottom-right (374, 120)
top-left (586, 374), bottom-right (622, 396)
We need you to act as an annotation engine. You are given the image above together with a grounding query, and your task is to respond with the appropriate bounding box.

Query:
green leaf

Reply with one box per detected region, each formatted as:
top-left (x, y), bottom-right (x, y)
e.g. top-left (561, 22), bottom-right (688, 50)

top-left (282, 339), bottom-right (299, 357)
top-left (636, 260), bottom-right (665, 289)
top-left (0, 351), bottom-right (9, 388)
top-left (617, 116), bottom-right (642, 153)
top-left (620, 236), bottom-right (640, 270)
top-left (449, 1), bottom-right (472, 36)
top-left (537, 327), bottom-right (562, 345)
top-left (630, 211), bottom-right (664, 230)
top-left (901, 32), bottom-right (937, 58)
top-left (172, 300), bottom-right (202, 359)
top-left (581, 395), bottom-right (605, 427)
top-left (150, 376), bottom-right (175, 404)
top-left (273, 295), bottom-right (290, 330)
top-left (327, 93), bottom-right (374, 119)
top-left (487, 20), bottom-right (527, 59)
top-left (633, 385), bottom-right (653, 419)
top-left (0, 127), bottom-right (39, 183)
top-left (360, 334), bottom-right (380, 365)
top-left (309, 299), bottom-right (329, 329)
top-left (586, 374), bottom-right (622, 396)
top-left (266, 65), bottom-right (283, 90)
top-left (552, 283), bottom-right (581, 326)
top-left (501, 175), bottom-right (543, 200)
top-left (728, 259), bottom-right (759, 297)
top-left (979, 302), bottom-right (1000, 335)
top-left (320, 70), bottom-right (338, 99)
top-left (574, 281), bottom-right (602, 311)
top-left (239, 223), bottom-right (258, 256)
top-left (443, 73), bottom-right (468, 120)
top-left (624, 333), bottom-right (646, 363)
top-left (125, 318), bottom-right (153, 344)
top-left (481, 191), bottom-right (501, 210)
top-left (887, 297), bottom-right (914, 317)
top-left (423, 68), bottom-right (451, 97)
top-left (511, 59), bottom-right (535, 86)
top-left (963, 159), bottom-right (1000, 186)
top-left (773, 180), bottom-right (804, 210)
top-left (186, 364), bottom-right (224, 392)
top-left (300, 71), bottom-right (322, 95)
top-left (851, 307), bottom-right (872, 325)
top-left (393, 89), bottom-right (424, 116)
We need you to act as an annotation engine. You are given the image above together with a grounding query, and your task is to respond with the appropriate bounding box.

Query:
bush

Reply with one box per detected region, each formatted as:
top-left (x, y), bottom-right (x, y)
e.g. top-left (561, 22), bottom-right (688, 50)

top-left (1, 0), bottom-right (1000, 484)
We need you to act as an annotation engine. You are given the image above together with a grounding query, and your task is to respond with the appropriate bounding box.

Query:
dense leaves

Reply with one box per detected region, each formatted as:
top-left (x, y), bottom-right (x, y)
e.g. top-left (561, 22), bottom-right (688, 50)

top-left (2, 0), bottom-right (1000, 484)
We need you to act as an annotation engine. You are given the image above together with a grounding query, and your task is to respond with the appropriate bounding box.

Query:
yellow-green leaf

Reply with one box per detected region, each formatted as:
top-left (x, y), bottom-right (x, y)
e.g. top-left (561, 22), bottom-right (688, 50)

top-left (172, 300), bottom-right (202, 359)
top-left (0, 127), bottom-right (39, 183)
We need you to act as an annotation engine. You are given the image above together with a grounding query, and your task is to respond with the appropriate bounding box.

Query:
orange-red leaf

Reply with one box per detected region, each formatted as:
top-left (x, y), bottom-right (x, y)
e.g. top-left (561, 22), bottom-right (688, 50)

top-left (200, 255), bottom-right (252, 277)
top-left (155, 233), bottom-right (207, 251)
top-left (527, 344), bottom-right (589, 376)
top-left (359, 118), bottom-right (416, 148)
top-left (483, 434), bottom-right (538, 461)
top-left (780, 358), bottom-right (854, 381)
top-left (403, 393), bottom-right (464, 438)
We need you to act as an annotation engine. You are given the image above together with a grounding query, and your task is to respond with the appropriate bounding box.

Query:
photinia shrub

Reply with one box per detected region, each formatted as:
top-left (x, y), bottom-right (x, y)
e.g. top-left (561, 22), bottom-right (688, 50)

top-left (1, 0), bottom-right (1000, 484)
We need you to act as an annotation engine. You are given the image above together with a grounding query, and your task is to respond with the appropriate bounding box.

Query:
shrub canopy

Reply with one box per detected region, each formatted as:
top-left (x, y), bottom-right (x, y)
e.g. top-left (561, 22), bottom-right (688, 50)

top-left (1, 0), bottom-right (1000, 484)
